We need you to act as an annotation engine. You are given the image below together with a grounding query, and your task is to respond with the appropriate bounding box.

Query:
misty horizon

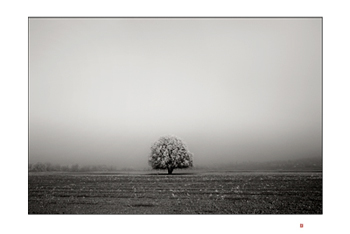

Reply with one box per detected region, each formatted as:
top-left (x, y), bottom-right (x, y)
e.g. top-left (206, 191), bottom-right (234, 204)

top-left (29, 18), bottom-right (322, 169)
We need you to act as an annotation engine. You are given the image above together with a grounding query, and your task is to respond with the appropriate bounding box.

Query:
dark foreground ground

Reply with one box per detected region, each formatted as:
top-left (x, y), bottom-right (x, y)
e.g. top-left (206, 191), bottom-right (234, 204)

top-left (28, 171), bottom-right (322, 214)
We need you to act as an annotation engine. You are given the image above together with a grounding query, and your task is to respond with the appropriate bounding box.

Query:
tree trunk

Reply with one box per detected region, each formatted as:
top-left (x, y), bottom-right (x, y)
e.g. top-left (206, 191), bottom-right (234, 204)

top-left (167, 167), bottom-right (174, 175)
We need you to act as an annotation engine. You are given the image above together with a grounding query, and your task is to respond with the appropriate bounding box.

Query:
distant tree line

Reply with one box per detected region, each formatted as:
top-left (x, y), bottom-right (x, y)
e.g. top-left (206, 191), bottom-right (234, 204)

top-left (195, 157), bottom-right (322, 171)
top-left (29, 162), bottom-right (117, 172)
top-left (227, 159), bottom-right (322, 171)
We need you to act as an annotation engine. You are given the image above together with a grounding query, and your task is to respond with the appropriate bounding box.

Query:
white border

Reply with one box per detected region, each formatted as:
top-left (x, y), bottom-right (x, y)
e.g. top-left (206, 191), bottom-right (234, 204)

top-left (1, 1), bottom-right (349, 233)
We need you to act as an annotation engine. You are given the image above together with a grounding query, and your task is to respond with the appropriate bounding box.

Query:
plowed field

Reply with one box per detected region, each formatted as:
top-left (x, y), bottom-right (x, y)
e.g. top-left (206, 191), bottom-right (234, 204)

top-left (28, 171), bottom-right (322, 214)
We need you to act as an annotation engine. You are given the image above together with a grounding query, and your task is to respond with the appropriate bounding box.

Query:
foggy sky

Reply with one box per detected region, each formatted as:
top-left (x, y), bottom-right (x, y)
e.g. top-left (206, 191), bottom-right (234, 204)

top-left (29, 18), bottom-right (322, 168)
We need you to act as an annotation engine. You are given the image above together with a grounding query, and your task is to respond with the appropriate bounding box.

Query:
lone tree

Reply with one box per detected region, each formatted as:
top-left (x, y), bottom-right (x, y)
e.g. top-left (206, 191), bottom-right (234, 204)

top-left (149, 135), bottom-right (193, 174)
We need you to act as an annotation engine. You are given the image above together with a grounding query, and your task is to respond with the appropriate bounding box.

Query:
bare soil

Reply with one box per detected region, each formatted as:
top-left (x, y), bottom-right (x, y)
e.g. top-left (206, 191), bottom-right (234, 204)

top-left (28, 171), bottom-right (322, 214)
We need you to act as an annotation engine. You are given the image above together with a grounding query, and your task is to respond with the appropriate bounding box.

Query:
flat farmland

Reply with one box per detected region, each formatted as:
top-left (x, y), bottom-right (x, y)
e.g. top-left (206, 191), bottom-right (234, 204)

top-left (28, 171), bottom-right (322, 214)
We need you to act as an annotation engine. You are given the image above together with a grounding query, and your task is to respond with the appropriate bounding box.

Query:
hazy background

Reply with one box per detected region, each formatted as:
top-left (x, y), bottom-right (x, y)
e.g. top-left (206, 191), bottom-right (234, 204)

top-left (29, 18), bottom-right (321, 169)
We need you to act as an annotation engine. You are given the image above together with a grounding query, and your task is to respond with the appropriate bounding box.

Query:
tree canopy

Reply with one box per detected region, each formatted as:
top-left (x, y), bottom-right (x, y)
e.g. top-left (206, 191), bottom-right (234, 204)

top-left (148, 135), bottom-right (193, 174)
